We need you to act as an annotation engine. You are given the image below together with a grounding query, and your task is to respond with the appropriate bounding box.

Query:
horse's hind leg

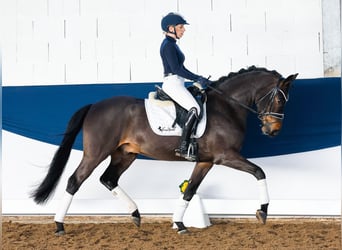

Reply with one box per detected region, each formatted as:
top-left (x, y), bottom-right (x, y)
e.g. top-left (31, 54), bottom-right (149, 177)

top-left (54, 155), bottom-right (105, 235)
top-left (99, 149), bottom-right (140, 226)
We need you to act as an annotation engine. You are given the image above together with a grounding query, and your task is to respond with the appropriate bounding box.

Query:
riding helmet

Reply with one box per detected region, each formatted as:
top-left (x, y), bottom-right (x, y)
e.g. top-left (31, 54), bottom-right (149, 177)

top-left (161, 12), bottom-right (189, 32)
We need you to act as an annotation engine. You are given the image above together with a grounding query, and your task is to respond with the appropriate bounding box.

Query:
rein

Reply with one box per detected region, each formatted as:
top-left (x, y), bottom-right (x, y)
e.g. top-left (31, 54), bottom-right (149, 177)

top-left (206, 84), bottom-right (259, 114)
top-left (206, 81), bottom-right (287, 120)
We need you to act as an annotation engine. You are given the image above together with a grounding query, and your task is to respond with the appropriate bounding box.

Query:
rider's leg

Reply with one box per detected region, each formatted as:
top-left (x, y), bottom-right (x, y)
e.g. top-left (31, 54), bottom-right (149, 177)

top-left (162, 75), bottom-right (201, 112)
top-left (175, 107), bottom-right (198, 160)
top-left (162, 75), bottom-right (201, 161)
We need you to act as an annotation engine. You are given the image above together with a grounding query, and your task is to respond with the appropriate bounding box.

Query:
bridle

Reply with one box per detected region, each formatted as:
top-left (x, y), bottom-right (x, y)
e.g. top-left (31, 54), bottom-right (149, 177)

top-left (255, 85), bottom-right (288, 121)
top-left (206, 79), bottom-right (288, 121)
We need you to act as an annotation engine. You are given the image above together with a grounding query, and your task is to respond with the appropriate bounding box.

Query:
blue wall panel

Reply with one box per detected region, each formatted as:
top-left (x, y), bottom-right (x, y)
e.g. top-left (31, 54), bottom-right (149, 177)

top-left (3, 78), bottom-right (341, 158)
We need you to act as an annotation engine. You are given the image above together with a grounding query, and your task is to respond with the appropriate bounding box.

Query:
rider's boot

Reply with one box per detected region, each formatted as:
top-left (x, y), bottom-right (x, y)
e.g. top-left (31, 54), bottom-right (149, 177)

top-left (175, 108), bottom-right (198, 161)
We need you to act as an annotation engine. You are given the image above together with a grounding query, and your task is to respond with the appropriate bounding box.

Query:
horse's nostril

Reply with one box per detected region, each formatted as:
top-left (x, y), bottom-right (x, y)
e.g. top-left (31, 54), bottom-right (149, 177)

top-left (270, 130), bottom-right (280, 137)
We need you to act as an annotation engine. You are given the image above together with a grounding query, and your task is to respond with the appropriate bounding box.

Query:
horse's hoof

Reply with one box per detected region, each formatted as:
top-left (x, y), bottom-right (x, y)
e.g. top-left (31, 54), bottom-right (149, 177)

top-left (177, 228), bottom-right (189, 234)
top-left (256, 209), bottom-right (267, 224)
top-left (132, 216), bottom-right (141, 227)
top-left (174, 221), bottom-right (188, 234)
top-left (131, 209), bottom-right (141, 227)
top-left (55, 221), bottom-right (65, 236)
top-left (55, 230), bottom-right (65, 236)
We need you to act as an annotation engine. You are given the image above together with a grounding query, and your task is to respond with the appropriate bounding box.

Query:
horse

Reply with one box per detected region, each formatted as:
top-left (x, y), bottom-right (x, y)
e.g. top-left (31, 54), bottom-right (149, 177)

top-left (31, 66), bottom-right (298, 235)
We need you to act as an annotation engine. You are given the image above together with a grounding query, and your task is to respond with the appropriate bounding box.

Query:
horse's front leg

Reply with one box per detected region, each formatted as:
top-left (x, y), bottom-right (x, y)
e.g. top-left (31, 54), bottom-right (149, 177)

top-left (216, 153), bottom-right (269, 224)
top-left (173, 162), bottom-right (213, 234)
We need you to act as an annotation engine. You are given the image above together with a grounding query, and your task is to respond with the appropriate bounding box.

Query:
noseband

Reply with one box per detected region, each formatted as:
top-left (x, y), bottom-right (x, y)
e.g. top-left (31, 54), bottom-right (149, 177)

top-left (255, 86), bottom-right (288, 121)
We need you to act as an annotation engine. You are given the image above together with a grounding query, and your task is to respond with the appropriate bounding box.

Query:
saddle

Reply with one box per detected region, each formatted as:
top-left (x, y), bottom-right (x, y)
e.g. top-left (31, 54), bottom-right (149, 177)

top-left (144, 85), bottom-right (207, 138)
top-left (155, 85), bottom-right (206, 128)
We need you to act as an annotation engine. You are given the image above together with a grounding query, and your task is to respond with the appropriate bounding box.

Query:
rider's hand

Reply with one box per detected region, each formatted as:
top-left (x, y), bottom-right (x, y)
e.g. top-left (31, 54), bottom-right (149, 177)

top-left (197, 76), bottom-right (212, 89)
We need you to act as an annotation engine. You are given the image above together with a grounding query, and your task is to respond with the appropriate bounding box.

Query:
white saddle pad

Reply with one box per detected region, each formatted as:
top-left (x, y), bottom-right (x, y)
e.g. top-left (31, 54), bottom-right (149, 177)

top-left (144, 92), bottom-right (207, 137)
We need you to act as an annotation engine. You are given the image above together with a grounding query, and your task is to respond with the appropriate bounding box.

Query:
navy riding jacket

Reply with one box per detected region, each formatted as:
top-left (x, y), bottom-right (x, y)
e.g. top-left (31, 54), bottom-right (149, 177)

top-left (160, 36), bottom-right (200, 81)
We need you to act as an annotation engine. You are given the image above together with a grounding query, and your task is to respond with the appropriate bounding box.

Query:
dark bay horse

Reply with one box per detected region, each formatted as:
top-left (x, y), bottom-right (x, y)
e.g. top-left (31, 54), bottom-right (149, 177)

top-left (31, 66), bottom-right (298, 235)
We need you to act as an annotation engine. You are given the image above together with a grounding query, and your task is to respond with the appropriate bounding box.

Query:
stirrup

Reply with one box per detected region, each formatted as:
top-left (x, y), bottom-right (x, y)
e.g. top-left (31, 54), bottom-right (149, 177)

top-left (175, 142), bottom-right (197, 161)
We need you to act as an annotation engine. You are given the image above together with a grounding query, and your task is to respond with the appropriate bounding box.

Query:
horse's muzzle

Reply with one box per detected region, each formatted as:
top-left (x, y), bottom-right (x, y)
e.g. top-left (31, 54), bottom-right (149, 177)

top-left (261, 116), bottom-right (282, 137)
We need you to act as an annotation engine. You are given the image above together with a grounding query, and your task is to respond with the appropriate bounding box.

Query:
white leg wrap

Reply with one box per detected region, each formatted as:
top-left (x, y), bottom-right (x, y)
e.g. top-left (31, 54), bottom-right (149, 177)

top-left (54, 192), bottom-right (73, 223)
top-left (258, 179), bottom-right (270, 204)
top-left (112, 186), bottom-right (138, 214)
top-left (172, 195), bottom-right (189, 222)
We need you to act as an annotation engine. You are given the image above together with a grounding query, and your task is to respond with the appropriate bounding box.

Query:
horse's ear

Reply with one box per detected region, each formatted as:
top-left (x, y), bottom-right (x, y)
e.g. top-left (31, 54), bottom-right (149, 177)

top-left (280, 73), bottom-right (298, 90)
top-left (285, 73), bottom-right (298, 83)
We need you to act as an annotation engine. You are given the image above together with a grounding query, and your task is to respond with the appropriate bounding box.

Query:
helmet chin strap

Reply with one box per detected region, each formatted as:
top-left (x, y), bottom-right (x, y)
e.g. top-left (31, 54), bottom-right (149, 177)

top-left (169, 25), bottom-right (179, 39)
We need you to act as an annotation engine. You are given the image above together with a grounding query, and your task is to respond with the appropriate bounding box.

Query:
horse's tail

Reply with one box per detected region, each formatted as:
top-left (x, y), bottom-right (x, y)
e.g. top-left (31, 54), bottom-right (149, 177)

top-left (31, 104), bottom-right (92, 204)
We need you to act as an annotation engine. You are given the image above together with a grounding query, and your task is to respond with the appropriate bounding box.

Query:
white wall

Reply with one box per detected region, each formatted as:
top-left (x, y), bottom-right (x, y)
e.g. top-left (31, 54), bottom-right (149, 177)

top-left (1, 0), bottom-right (324, 86)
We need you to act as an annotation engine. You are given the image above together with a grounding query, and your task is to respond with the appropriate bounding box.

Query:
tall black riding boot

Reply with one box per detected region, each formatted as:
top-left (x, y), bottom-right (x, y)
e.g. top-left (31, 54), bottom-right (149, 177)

top-left (175, 108), bottom-right (198, 161)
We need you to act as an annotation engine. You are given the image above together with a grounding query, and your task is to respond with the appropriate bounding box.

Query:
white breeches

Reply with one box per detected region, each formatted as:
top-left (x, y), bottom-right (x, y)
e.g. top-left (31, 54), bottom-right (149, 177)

top-left (162, 75), bottom-right (200, 113)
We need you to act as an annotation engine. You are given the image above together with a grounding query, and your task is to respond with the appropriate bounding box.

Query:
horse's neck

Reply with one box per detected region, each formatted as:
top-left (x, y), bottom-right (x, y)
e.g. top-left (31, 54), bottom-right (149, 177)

top-left (220, 73), bottom-right (273, 104)
top-left (221, 76), bottom-right (256, 104)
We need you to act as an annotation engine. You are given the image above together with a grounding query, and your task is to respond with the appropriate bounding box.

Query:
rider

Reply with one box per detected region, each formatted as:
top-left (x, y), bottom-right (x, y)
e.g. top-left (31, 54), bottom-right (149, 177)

top-left (160, 12), bottom-right (211, 161)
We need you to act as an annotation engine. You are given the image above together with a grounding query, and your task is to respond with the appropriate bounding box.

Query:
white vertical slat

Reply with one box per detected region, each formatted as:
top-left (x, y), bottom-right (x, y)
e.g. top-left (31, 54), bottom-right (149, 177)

top-left (145, 0), bottom-right (179, 15)
top-left (45, 62), bottom-right (65, 84)
top-left (1, 41), bottom-right (17, 64)
top-left (96, 39), bottom-right (114, 63)
top-left (282, 32), bottom-right (321, 56)
top-left (16, 39), bottom-right (48, 63)
top-left (112, 37), bottom-right (130, 59)
top-left (130, 57), bottom-right (162, 83)
top-left (0, 1), bottom-right (17, 41)
top-left (16, 16), bottom-right (34, 40)
top-left (197, 55), bottom-right (231, 80)
top-left (32, 62), bottom-right (49, 83)
top-left (230, 10), bottom-right (265, 33)
top-left (245, 0), bottom-right (266, 10)
top-left (293, 2), bottom-right (322, 33)
top-left (231, 55), bottom-right (266, 72)
top-left (80, 39), bottom-right (96, 61)
top-left (97, 61), bottom-right (113, 83)
top-left (80, 0), bottom-right (111, 17)
top-left (65, 16), bottom-right (97, 40)
top-left (33, 17), bottom-right (64, 41)
top-left (48, 39), bottom-right (80, 63)
top-left (17, 0), bottom-right (48, 18)
top-left (220, 32), bottom-right (248, 57)
top-left (66, 61), bottom-right (97, 83)
top-left (97, 16), bottom-right (116, 40)
top-left (265, 9), bottom-right (295, 33)
top-left (47, 0), bottom-right (63, 17)
top-left (248, 33), bottom-right (283, 56)
top-left (3, 61), bottom-right (34, 85)
top-left (112, 56), bottom-right (131, 83)
top-left (213, 0), bottom-right (246, 12)
top-left (62, 0), bottom-right (80, 17)
top-left (145, 33), bottom-right (164, 60)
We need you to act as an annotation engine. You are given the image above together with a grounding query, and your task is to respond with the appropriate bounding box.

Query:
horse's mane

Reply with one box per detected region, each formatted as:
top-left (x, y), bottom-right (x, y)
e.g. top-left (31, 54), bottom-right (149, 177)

top-left (211, 65), bottom-right (282, 88)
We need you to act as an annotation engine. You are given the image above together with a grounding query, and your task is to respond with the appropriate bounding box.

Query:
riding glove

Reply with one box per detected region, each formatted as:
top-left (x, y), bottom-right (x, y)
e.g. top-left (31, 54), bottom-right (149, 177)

top-left (197, 76), bottom-right (212, 89)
